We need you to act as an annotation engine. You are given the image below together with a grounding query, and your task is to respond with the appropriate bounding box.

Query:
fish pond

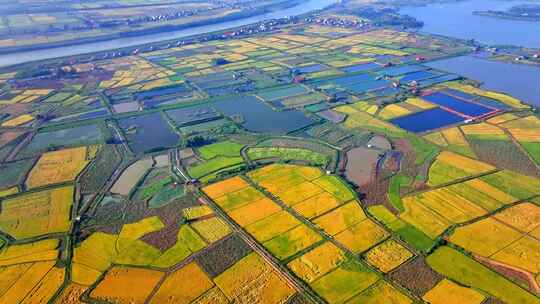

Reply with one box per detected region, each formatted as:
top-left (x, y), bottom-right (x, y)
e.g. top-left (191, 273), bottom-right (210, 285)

top-left (213, 95), bottom-right (314, 134)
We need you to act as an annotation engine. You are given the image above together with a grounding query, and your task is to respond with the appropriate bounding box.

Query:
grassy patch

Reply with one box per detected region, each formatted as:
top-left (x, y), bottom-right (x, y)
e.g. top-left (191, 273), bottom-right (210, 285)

top-left (387, 175), bottom-right (411, 212)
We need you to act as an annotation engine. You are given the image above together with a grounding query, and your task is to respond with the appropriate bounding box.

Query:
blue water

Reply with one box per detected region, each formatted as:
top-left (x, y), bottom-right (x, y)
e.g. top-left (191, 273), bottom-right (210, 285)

top-left (400, 70), bottom-right (437, 82)
top-left (118, 112), bottom-right (180, 154)
top-left (427, 56), bottom-right (540, 107)
top-left (213, 95), bottom-right (313, 134)
top-left (341, 62), bottom-right (381, 73)
top-left (422, 92), bottom-right (493, 117)
top-left (401, 0), bottom-right (540, 48)
top-left (391, 108), bottom-right (465, 133)
top-left (295, 64), bottom-right (327, 73)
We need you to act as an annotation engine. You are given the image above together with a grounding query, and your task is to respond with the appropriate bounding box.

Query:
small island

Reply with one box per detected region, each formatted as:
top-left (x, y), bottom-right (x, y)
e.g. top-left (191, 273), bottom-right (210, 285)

top-left (474, 4), bottom-right (540, 22)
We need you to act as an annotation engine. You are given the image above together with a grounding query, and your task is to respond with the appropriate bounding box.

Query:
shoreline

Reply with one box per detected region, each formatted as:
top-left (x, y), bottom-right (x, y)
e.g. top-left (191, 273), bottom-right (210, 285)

top-left (0, 0), bottom-right (336, 70)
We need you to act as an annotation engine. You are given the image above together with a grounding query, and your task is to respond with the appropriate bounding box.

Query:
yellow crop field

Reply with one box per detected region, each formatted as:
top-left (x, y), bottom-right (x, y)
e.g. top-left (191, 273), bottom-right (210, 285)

top-left (0, 187), bottom-right (18, 198)
top-left (0, 239), bottom-right (58, 266)
top-left (202, 176), bottom-right (249, 199)
top-left (507, 128), bottom-right (540, 142)
top-left (378, 104), bottom-right (411, 120)
top-left (90, 267), bottom-right (164, 304)
top-left (245, 211), bottom-right (301, 242)
top-left (347, 280), bottom-right (412, 304)
top-left (151, 225), bottom-right (206, 269)
top-left (405, 97), bottom-right (436, 109)
top-left (491, 236), bottom-right (540, 274)
top-left (423, 279), bottom-right (485, 304)
top-left (364, 239), bottom-right (413, 273)
top-left (20, 266), bottom-right (65, 304)
top-left (449, 218), bottom-right (523, 257)
top-left (442, 128), bottom-right (469, 146)
top-left (415, 188), bottom-right (488, 223)
top-left (213, 186), bottom-right (265, 211)
top-left (501, 115), bottom-right (540, 129)
top-left (487, 113), bottom-right (519, 125)
top-left (427, 151), bottom-right (494, 186)
top-left (0, 263), bottom-right (32, 297)
top-left (461, 123), bottom-right (507, 140)
top-left (276, 181), bottom-right (324, 206)
top-left (287, 242), bottom-right (345, 282)
top-left (150, 262), bottom-right (214, 304)
top-left (73, 232), bottom-right (117, 272)
top-left (26, 146), bottom-right (91, 189)
top-left (192, 287), bottom-right (228, 304)
top-left (292, 191), bottom-right (342, 219)
top-left (0, 261), bottom-right (57, 303)
top-left (334, 219), bottom-right (389, 254)
top-left (401, 198), bottom-right (452, 238)
top-left (191, 217), bottom-right (231, 243)
top-left (0, 186), bottom-right (73, 239)
top-left (72, 263), bottom-right (102, 286)
top-left (228, 197), bottom-right (281, 227)
top-left (294, 165), bottom-right (323, 181)
top-left (1, 114), bottom-right (34, 127)
top-left (494, 203), bottom-right (540, 233)
top-left (233, 270), bottom-right (295, 304)
top-left (214, 252), bottom-right (271, 299)
top-left (117, 216), bottom-right (164, 251)
top-left (311, 258), bottom-right (379, 303)
top-left (263, 224), bottom-right (322, 260)
top-left (54, 283), bottom-right (86, 304)
top-left (424, 132), bottom-right (448, 147)
top-left (313, 201), bottom-right (366, 235)
top-left (183, 206), bottom-right (214, 220)
top-left (456, 178), bottom-right (516, 209)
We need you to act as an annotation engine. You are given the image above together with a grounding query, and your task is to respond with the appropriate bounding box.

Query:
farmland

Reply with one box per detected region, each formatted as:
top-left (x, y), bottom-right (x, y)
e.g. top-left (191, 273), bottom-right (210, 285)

top-left (0, 4), bottom-right (539, 303)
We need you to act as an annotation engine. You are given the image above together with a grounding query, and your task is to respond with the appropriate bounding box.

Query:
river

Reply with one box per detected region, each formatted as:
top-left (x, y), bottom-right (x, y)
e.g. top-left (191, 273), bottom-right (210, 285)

top-left (0, 0), bottom-right (335, 68)
top-left (427, 55), bottom-right (540, 107)
top-left (401, 0), bottom-right (540, 48)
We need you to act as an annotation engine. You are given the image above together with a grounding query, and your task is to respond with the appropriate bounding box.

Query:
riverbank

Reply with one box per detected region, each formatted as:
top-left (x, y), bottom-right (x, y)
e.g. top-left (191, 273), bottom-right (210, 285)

top-left (0, 0), bottom-right (302, 56)
top-left (0, 0), bottom-right (336, 69)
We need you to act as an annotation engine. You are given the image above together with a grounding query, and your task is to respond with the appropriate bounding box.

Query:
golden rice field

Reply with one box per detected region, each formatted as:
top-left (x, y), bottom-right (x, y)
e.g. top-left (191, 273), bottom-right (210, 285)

top-left (0, 186), bottom-right (73, 239)
top-left (90, 266), bottom-right (164, 303)
top-left (190, 217), bottom-right (231, 243)
top-left (0, 260), bottom-right (64, 303)
top-left (423, 279), bottom-right (485, 304)
top-left (287, 242), bottom-right (345, 283)
top-left (26, 146), bottom-right (93, 189)
top-left (427, 151), bottom-right (495, 186)
top-left (378, 104), bottom-right (411, 120)
top-left (150, 262), bottom-right (213, 304)
top-left (183, 205), bottom-right (214, 220)
top-left (1, 114), bottom-right (34, 127)
top-left (214, 252), bottom-right (294, 302)
top-left (347, 280), bottom-right (412, 304)
top-left (0, 239), bottom-right (59, 266)
top-left (449, 203), bottom-right (540, 275)
top-left (364, 239), bottom-right (413, 273)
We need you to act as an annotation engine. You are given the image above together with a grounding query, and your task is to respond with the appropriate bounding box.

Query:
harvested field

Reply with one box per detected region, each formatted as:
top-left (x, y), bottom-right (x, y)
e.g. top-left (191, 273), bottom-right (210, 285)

top-left (389, 256), bottom-right (443, 296)
top-left (195, 233), bottom-right (252, 278)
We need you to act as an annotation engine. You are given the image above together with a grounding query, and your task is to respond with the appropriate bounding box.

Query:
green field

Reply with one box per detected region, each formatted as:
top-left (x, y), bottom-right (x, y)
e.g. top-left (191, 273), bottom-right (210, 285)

top-left (427, 246), bottom-right (540, 304)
